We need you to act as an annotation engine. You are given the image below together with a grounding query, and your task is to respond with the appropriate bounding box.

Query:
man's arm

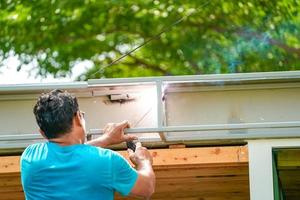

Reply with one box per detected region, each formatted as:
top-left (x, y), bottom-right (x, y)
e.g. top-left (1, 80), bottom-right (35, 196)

top-left (128, 142), bottom-right (156, 198)
top-left (87, 122), bottom-right (155, 197)
top-left (86, 121), bottom-right (137, 147)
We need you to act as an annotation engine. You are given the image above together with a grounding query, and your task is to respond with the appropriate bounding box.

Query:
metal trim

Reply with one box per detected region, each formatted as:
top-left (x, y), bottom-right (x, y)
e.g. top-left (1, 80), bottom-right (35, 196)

top-left (1, 121), bottom-right (300, 142)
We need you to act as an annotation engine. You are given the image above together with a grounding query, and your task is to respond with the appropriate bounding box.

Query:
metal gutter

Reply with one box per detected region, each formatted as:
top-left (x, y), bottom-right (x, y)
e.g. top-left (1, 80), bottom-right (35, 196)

top-left (0, 71), bottom-right (300, 93)
top-left (1, 71), bottom-right (300, 149)
top-left (88, 71), bottom-right (300, 85)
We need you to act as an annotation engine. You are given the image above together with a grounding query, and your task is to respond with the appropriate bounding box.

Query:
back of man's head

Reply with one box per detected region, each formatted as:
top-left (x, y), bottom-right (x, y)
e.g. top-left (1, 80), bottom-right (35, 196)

top-left (33, 89), bottom-right (79, 139)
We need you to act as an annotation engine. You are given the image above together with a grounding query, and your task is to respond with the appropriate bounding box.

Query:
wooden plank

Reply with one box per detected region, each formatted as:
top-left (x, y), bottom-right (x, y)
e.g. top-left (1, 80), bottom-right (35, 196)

top-left (0, 166), bottom-right (250, 200)
top-left (0, 146), bottom-right (250, 200)
top-left (0, 146), bottom-right (248, 173)
top-left (0, 192), bottom-right (24, 200)
top-left (117, 189), bottom-right (250, 200)
top-left (0, 156), bottom-right (20, 174)
top-left (155, 165), bottom-right (249, 178)
top-left (0, 175), bottom-right (22, 187)
top-left (118, 146), bottom-right (248, 167)
top-left (0, 185), bottom-right (23, 193)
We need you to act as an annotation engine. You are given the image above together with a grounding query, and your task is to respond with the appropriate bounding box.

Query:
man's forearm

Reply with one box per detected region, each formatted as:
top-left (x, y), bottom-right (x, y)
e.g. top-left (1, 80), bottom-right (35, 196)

top-left (138, 164), bottom-right (155, 183)
top-left (85, 135), bottom-right (110, 148)
top-left (137, 161), bottom-right (156, 195)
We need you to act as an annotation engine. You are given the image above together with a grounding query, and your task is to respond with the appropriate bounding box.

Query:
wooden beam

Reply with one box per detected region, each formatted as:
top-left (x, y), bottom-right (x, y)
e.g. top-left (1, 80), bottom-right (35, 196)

top-left (0, 146), bottom-right (248, 174)
top-left (118, 145), bottom-right (248, 167)
top-left (0, 146), bottom-right (249, 200)
top-left (0, 156), bottom-right (20, 174)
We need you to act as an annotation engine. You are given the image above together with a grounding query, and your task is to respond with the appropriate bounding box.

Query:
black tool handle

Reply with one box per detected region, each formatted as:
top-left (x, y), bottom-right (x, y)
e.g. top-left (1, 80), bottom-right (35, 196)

top-left (126, 141), bottom-right (136, 152)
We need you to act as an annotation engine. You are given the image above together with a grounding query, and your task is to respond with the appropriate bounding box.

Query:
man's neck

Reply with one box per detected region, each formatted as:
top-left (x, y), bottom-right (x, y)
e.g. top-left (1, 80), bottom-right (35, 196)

top-left (48, 132), bottom-right (83, 146)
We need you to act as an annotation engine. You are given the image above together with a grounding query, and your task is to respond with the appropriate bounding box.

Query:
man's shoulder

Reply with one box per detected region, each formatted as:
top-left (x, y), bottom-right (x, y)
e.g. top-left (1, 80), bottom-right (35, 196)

top-left (83, 144), bottom-right (115, 157)
top-left (24, 142), bottom-right (46, 150)
top-left (82, 145), bottom-right (126, 164)
top-left (20, 143), bottom-right (50, 172)
top-left (21, 142), bottom-right (46, 156)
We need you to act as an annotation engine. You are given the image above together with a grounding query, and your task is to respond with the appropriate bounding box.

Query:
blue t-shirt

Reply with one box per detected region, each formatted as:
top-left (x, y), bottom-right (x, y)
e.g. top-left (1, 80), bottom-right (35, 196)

top-left (20, 142), bottom-right (138, 200)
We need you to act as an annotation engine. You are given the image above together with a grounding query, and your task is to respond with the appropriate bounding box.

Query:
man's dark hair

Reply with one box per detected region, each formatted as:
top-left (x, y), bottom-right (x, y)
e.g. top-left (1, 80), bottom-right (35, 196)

top-left (33, 89), bottom-right (79, 139)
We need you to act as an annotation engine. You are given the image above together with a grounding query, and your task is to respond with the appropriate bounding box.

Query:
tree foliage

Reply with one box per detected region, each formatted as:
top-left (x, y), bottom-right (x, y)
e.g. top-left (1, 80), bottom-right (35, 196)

top-left (0, 0), bottom-right (300, 80)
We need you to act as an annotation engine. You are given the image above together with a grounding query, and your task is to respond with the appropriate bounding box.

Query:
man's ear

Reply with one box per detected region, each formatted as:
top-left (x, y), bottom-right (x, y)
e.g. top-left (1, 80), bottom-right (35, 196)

top-left (39, 129), bottom-right (47, 139)
top-left (74, 111), bottom-right (83, 127)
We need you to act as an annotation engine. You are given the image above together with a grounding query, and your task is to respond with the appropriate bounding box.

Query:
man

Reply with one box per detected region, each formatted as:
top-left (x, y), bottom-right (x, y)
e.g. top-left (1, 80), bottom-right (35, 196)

top-left (20, 89), bottom-right (155, 200)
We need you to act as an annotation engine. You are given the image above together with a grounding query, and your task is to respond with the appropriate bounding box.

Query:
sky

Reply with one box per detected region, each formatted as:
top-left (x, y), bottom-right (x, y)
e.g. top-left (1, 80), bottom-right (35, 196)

top-left (0, 56), bottom-right (92, 84)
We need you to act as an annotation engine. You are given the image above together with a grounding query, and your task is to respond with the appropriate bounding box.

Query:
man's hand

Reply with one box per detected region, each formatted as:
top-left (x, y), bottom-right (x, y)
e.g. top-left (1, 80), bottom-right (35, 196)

top-left (128, 142), bottom-right (153, 169)
top-left (86, 121), bottom-right (137, 147)
top-left (102, 121), bottom-right (137, 146)
top-left (127, 142), bottom-right (155, 198)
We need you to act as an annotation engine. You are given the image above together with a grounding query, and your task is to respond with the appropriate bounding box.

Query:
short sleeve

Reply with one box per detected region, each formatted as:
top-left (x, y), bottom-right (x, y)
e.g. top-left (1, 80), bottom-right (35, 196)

top-left (111, 151), bottom-right (138, 196)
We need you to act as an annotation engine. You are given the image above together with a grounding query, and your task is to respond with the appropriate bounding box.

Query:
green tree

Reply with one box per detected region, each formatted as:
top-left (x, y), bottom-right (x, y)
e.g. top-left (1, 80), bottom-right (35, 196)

top-left (0, 0), bottom-right (300, 80)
